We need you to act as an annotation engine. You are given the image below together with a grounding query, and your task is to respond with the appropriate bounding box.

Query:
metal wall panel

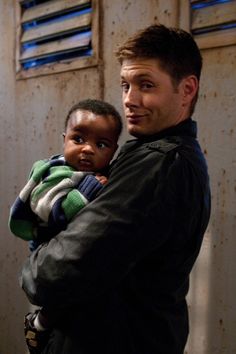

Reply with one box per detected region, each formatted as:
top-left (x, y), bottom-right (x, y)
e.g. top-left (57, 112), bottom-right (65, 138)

top-left (0, 2), bottom-right (102, 353)
top-left (185, 44), bottom-right (236, 354)
top-left (0, 2), bottom-right (28, 353)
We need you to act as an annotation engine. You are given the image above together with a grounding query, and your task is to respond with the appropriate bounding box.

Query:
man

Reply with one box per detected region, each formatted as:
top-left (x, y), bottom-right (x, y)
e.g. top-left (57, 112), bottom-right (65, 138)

top-left (21, 24), bottom-right (211, 354)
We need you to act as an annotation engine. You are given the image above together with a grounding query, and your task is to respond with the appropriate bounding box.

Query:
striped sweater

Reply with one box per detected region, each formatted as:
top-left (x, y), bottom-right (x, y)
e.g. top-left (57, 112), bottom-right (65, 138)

top-left (9, 155), bottom-right (103, 243)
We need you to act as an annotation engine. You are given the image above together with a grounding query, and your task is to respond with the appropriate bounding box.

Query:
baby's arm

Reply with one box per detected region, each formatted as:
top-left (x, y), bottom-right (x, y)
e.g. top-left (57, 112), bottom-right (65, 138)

top-left (45, 173), bottom-right (104, 229)
top-left (8, 159), bottom-right (48, 241)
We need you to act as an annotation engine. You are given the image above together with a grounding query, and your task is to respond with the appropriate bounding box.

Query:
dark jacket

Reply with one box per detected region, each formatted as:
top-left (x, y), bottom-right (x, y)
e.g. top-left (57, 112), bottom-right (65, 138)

top-left (20, 118), bottom-right (211, 354)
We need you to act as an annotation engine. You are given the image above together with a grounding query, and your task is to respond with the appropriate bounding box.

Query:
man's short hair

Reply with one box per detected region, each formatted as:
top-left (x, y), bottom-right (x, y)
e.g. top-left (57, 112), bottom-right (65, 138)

top-left (65, 99), bottom-right (123, 138)
top-left (115, 24), bottom-right (202, 85)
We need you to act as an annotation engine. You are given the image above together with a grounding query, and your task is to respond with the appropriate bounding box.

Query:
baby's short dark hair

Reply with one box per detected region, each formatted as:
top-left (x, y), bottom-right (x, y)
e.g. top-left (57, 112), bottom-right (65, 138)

top-left (65, 99), bottom-right (123, 138)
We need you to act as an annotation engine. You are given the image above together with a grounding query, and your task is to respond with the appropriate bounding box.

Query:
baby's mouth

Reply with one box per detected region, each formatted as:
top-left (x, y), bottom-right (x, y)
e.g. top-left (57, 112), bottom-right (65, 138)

top-left (79, 158), bottom-right (92, 168)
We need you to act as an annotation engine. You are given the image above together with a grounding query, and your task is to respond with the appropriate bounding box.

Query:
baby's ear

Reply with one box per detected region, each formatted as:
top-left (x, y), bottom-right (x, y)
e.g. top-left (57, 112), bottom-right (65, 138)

top-left (62, 133), bottom-right (66, 149)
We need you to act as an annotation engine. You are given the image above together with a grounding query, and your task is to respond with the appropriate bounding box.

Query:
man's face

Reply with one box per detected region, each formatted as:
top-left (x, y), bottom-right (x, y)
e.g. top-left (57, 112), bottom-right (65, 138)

top-left (120, 58), bottom-right (188, 137)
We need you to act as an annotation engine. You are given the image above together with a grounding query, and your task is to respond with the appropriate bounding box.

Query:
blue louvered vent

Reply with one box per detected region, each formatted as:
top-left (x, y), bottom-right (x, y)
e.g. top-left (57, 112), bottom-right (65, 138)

top-left (19, 0), bottom-right (93, 69)
top-left (190, 0), bottom-right (236, 35)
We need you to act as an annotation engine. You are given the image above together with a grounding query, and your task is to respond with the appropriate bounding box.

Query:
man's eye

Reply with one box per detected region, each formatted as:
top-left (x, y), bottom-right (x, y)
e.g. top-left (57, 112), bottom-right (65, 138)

top-left (121, 82), bottom-right (129, 92)
top-left (141, 82), bottom-right (154, 89)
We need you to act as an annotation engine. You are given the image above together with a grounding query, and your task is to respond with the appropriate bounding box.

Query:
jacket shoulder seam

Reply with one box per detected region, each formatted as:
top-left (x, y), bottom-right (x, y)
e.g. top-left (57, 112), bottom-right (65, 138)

top-left (145, 138), bottom-right (180, 154)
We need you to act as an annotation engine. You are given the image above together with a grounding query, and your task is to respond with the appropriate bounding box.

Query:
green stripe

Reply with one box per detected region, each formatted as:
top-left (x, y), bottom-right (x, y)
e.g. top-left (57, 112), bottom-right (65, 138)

top-left (30, 160), bottom-right (51, 182)
top-left (62, 189), bottom-right (87, 221)
top-left (31, 166), bottom-right (74, 202)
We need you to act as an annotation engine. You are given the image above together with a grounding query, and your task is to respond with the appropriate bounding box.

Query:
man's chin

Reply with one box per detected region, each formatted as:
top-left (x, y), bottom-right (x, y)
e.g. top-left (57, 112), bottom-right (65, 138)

top-left (128, 126), bottom-right (148, 138)
top-left (128, 125), bottom-right (142, 138)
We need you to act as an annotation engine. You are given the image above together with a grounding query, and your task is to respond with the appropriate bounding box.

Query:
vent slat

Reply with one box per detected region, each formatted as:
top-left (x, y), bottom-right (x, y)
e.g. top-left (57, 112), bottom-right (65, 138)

top-left (21, 0), bottom-right (90, 23)
top-left (20, 31), bottom-right (91, 62)
top-left (192, 1), bottom-right (236, 30)
top-left (21, 12), bottom-right (91, 44)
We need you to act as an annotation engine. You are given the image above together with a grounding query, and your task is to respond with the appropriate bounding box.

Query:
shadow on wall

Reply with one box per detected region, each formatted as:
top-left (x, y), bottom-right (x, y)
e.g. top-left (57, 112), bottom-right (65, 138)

top-left (186, 206), bottom-right (236, 353)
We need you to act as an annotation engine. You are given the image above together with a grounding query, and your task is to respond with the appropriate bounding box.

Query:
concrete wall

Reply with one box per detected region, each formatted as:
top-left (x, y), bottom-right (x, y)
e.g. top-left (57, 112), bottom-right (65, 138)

top-left (0, 1), bottom-right (235, 353)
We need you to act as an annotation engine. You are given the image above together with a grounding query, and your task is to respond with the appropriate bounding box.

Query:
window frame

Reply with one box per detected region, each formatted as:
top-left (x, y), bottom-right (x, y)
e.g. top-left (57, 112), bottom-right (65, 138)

top-left (15, 0), bottom-right (100, 80)
top-left (179, 0), bottom-right (236, 50)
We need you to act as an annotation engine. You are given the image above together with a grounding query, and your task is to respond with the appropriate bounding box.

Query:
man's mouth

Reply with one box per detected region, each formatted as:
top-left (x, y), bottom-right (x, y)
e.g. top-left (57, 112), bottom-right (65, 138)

top-left (126, 114), bottom-right (145, 124)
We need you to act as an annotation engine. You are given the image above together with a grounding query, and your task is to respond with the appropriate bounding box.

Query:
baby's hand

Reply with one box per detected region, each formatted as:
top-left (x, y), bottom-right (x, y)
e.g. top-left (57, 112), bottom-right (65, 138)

top-left (95, 174), bottom-right (108, 185)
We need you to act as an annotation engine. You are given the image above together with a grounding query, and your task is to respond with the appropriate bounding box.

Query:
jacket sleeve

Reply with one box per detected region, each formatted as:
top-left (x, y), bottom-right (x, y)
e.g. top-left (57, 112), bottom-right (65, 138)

top-left (20, 143), bottom-right (202, 310)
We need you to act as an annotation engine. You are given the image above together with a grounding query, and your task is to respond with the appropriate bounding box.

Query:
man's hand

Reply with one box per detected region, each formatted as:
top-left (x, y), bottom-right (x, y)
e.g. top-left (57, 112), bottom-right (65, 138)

top-left (24, 311), bottom-right (51, 354)
top-left (95, 173), bottom-right (108, 185)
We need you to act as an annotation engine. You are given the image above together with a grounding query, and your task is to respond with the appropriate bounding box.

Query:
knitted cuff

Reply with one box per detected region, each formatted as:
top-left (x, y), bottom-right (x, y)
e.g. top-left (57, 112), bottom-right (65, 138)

top-left (34, 312), bottom-right (48, 332)
top-left (77, 175), bottom-right (103, 201)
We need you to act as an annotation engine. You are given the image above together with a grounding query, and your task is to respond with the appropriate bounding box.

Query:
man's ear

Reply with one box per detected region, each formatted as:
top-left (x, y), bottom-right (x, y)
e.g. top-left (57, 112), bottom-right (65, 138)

top-left (182, 75), bottom-right (199, 105)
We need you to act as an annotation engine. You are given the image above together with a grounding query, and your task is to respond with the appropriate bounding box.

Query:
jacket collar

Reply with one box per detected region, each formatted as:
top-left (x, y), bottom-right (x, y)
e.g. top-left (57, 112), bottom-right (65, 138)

top-left (119, 118), bottom-right (197, 156)
top-left (121, 118), bottom-right (197, 152)
top-left (138, 118), bottom-right (197, 143)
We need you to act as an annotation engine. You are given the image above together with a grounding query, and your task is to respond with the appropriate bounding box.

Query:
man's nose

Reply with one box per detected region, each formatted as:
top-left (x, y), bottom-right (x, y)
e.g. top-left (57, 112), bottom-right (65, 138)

top-left (81, 143), bottom-right (95, 154)
top-left (123, 87), bottom-right (140, 108)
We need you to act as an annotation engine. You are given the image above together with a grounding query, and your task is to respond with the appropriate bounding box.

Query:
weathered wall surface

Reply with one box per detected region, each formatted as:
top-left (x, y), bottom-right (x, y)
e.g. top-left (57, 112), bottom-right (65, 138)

top-left (0, 2), bottom-right (25, 353)
top-left (0, 2), bottom-right (102, 353)
top-left (0, 1), bottom-right (235, 353)
top-left (186, 44), bottom-right (236, 354)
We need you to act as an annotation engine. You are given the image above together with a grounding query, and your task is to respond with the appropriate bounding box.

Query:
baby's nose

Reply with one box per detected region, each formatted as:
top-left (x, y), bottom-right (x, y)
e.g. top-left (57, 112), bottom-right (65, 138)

top-left (81, 143), bottom-right (95, 154)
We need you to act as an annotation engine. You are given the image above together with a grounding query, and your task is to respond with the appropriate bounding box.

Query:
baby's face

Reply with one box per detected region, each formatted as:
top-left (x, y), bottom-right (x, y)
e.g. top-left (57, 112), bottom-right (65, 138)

top-left (63, 110), bottom-right (118, 172)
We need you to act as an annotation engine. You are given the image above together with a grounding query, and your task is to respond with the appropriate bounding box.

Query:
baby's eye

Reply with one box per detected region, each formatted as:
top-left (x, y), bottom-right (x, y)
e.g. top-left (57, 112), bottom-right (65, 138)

top-left (97, 142), bottom-right (108, 149)
top-left (74, 136), bottom-right (84, 143)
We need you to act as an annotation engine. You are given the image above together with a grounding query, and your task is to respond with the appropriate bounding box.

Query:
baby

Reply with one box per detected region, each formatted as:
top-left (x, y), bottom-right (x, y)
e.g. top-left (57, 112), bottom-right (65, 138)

top-left (9, 98), bottom-right (122, 250)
